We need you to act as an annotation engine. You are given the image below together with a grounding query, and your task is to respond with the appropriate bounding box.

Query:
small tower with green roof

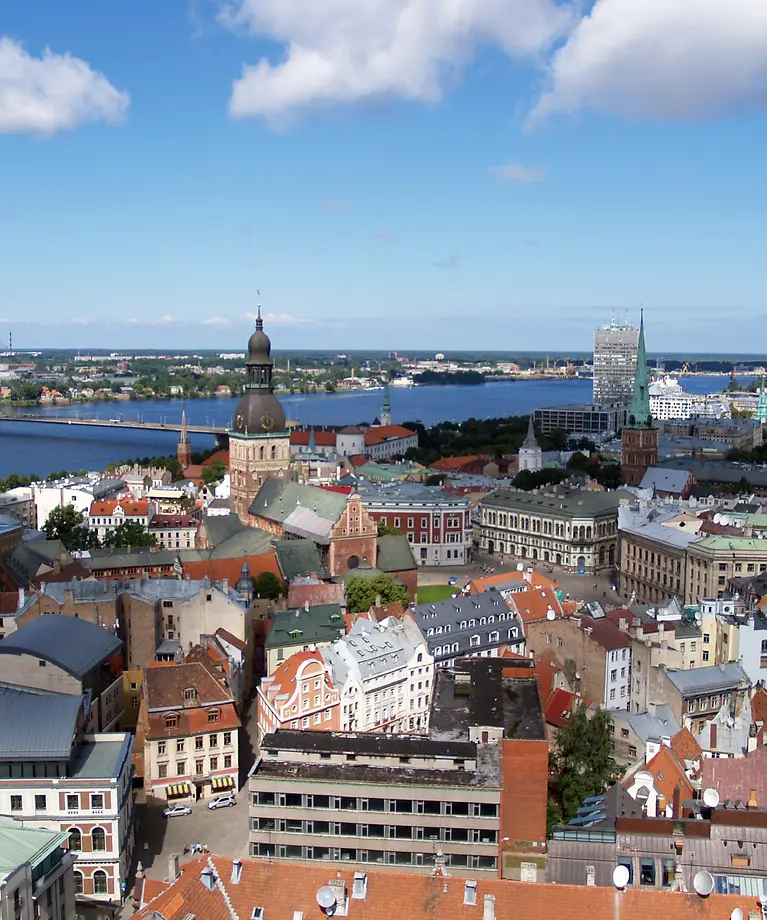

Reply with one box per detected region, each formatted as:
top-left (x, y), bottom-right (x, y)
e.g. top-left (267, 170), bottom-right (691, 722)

top-left (756, 376), bottom-right (767, 424)
top-left (381, 381), bottom-right (392, 426)
top-left (621, 310), bottom-right (658, 485)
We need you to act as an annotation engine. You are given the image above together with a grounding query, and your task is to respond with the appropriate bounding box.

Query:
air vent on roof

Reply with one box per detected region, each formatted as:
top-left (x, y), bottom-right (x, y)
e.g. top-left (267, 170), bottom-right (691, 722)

top-left (352, 872), bottom-right (367, 899)
top-left (464, 880), bottom-right (478, 906)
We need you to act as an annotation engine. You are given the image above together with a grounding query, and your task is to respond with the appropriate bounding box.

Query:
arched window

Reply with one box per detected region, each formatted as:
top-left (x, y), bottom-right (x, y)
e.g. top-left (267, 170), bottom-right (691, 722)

top-left (68, 827), bottom-right (82, 851)
top-left (93, 870), bottom-right (108, 895)
top-left (271, 445), bottom-right (276, 459)
top-left (259, 446), bottom-right (265, 460)
top-left (74, 872), bottom-right (84, 895)
top-left (417, 652), bottom-right (423, 662)
top-left (91, 827), bottom-right (106, 851)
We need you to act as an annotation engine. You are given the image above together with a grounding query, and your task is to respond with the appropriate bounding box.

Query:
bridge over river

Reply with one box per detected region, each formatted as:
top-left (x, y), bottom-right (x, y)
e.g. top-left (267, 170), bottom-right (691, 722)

top-left (0, 413), bottom-right (229, 446)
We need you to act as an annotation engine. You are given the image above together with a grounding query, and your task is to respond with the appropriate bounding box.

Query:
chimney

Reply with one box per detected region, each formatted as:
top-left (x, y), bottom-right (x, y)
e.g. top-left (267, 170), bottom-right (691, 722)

top-left (167, 853), bottom-right (180, 881)
top-left (710, 722), bottom-right (717, 751)
top-left (222, 579), bottom-right (228, 593)
top-left (483, 894), bottom-right (496, 920)
top-left (375, 593), bottom-right (382, 608)
top-left (636, 626), bottom-right (644, 640)
top-left (657, 795), bottom-right (668, 815)
top-left (619, 617), bottom-right (628, 632)
top-left (230, 859), bottom-right (242, 884)
top-left (748, 788), bottom-right (758, 809)
top-left (672, 785), bottom-right (682, 819)
top-left (200, 867), bottom-right (216, 891)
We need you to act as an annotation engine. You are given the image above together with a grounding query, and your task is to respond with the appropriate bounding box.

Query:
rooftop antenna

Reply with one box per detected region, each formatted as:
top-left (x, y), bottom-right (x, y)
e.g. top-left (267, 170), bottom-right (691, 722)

top-left (9, 332), bottom-right (12, 356)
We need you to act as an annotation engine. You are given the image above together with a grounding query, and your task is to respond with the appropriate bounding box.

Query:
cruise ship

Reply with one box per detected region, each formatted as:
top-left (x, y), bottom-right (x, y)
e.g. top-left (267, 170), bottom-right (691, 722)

top-left (649, 376), bottom-right (729, 421)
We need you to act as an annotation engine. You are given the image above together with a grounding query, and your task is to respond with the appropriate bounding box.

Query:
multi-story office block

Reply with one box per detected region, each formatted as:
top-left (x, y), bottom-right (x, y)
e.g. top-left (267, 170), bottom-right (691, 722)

top-left (593, 317), bottom-right (640, 407)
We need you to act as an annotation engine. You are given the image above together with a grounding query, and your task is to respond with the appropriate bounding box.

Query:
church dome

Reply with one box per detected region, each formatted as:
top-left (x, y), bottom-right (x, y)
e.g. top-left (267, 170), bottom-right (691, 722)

top-left (248, 324), bottom-right (273, 367)
top-left (231, 390), bottom-right (286, 435)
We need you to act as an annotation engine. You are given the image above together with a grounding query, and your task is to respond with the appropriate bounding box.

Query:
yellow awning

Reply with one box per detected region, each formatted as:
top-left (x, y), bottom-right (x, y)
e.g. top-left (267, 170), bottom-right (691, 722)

top-left (167, 782), bottom-right (192, 797)
top-left (211, 775), bottom-right (234, 791)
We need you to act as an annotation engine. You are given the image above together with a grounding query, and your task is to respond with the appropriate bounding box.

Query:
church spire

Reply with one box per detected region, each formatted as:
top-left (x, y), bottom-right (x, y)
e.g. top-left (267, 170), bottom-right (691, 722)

top-left (381, 380), bottom-right (392, 426)
top-left (756, 376), bottom-right (767, 424)
top-left (177, 402), bottom-right (191, 470)
top-left (523, 413), bottom-right (538, 448)
top-left (628, 309), bottom-right (652, 428)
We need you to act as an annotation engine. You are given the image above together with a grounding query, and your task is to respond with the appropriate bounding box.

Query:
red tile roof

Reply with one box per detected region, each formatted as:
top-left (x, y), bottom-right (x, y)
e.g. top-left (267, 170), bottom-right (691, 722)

top-left (544, 688), bottom-right (593, 729)
top-left (670, 727), bottom-right (703, 766)
top-left (751, 687), bottom-right (767, 744)
top-left (630, 745), bottom-right (694, 804)
top-left (290, 430), bottom-right (337, 447)
top-left (702, 744), bottom-right (767, 806)
top-left (429, 454), bottom-right (483, 472)
top-left (580, 615), bottom-right (632, 651)
top-left (181, 551), bottom-right (282, 586)
top-left (364, 424), bottom-right (417, 446)
top-left (509, 586), bottom-right (564, 624)
top-left (144, 659), bottom-right (239, 740)
top-left (133, 857), bottom-right (747, 920)
top-left (90, 498), bottom-right (150, 516)
top-left (0, 591), bottom-right (19, 615)
top-left (201, 450), bottom-right (229, 467)
top-left (287, 581), bottom-right (346, 610)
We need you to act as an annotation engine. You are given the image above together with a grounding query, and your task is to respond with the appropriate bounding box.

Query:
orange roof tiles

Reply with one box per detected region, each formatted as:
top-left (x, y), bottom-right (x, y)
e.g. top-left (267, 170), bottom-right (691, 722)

top-left (509, 586), bottom-right (564, 624)
top-left (90, 498), bottom-right (150, 516)
top-left (133, 857), bottom-right (748, 920)
top-left (201, 450), bottom-right (230, 467)
top-left (751, 687), bottom-right (767, 744)
top-left (429, 454), bottom-right (482, 472)
top-left (544, 688), bottom-right (593, 729)
top-left (364, 424), bottom-right (416, 446)
top-left (632, 745), bottom-right (693, 804)
top-left (290, 430), bottom-right (337, 447)
top-left (670, 727), bottom-right (703, 766)
top-left (702, 744), bottom-right (767, 806)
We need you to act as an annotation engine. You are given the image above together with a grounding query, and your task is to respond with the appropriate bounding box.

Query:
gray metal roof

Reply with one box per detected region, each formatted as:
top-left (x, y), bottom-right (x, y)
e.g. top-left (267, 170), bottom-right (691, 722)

top-left (413, 594), bottom-right (524, 660)
top-left (40, 580), bottom-right (117, 606)
top-left (639, 467), bottom-right (692, 495)
top-left (355, 481), bottom-right (469, 508)
top-left (481, 485), bottom-right (623, 518)
top-left (663, 662), bottom-right (751, 696)
top-left (323, 614), bottom-right (426, 685)
top-left (627, 706), bottom-right (680, 744)
top-left (0, 614), bottom-right (121, 678)
top-left (0, 687), bottom-right (82, 761)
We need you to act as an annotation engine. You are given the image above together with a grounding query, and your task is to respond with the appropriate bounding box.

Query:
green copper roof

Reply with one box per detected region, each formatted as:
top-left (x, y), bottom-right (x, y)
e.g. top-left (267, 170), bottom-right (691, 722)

top-left (627, 310), bottom-right (653, 428)
top-left (756, 376), bottom-right (767, 424)
top-left (382, 381), bottom-right (391, 413)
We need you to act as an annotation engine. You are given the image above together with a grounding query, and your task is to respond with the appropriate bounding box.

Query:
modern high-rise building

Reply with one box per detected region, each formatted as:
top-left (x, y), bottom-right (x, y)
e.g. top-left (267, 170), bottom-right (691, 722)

top-left (593, 315), bottom-right (640, 406)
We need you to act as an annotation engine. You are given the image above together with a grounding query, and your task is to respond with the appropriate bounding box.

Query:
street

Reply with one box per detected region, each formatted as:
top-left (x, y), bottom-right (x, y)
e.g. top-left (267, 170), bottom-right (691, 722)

top-left (134, 785), bottom-right (251, 881)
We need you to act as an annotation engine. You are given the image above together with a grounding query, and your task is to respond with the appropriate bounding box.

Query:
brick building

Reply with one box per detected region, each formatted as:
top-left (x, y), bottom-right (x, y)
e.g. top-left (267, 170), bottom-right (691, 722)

top-left (357, 482), bottom-right (472, 566)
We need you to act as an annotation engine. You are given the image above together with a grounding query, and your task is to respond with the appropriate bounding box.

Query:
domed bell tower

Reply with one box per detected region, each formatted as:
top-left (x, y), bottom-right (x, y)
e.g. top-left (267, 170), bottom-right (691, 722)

top-left (229, 304), bottom-right (291, 523)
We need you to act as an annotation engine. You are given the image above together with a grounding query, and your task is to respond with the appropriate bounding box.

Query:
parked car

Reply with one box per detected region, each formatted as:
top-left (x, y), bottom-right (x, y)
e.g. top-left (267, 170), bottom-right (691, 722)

top-left (207, 792), bottom-right (237, 810)
top-left (448, 576), bottom-right (458, 586)
top-left (164, 804), bottom-right (192, 818)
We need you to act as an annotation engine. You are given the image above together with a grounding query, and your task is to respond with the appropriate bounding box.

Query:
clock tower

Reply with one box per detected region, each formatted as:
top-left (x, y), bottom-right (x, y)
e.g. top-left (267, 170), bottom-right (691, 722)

top-left (229, 306), bottom-right (291, 523)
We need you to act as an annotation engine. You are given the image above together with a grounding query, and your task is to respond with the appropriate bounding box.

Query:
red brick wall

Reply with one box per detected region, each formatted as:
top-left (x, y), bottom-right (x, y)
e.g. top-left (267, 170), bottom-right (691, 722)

top-left (500, 739), bottom-right (549, 850)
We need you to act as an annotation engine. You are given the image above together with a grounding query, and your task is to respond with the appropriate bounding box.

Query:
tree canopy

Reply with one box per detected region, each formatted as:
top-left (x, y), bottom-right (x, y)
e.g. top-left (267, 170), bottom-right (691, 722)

top-left (101, 521), bottom-right (157, 548)
top-left (346, 572), bottom-right (410, 613)
top-left (43, 505), bottom-right (99, 551)
top-left (550, 706), bottom-right (618, 825)
top-left (252, 571), bottom-right (284, 600)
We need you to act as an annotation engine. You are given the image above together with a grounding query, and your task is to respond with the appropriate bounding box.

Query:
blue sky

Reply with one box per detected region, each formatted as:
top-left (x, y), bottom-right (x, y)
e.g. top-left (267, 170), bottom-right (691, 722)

top-left (2, 0), bottom-right (767, 352)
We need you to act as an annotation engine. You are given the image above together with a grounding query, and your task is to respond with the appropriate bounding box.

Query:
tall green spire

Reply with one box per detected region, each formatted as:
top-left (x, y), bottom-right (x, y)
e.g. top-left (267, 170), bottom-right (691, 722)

top-left (381, 380), bottom-right (392, 425)
top-left (628, 310), bottom-right (652, 428)
top-left (757, 376), bottom-right (767, 424)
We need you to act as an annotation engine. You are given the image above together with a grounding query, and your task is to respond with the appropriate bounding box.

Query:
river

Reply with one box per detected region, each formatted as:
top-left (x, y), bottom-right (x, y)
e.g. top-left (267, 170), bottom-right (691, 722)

top-left (0, 375), bottom-right (743, 479)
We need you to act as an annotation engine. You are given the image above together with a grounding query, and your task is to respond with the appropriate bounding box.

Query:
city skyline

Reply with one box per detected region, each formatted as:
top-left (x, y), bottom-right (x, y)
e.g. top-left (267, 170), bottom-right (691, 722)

top-left (2, 2), bottom-right (767, 350)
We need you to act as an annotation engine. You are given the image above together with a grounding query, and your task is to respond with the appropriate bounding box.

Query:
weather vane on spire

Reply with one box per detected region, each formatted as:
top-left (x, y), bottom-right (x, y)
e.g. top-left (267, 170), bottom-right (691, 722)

top-left (257, 290), bottom-right (261, 320)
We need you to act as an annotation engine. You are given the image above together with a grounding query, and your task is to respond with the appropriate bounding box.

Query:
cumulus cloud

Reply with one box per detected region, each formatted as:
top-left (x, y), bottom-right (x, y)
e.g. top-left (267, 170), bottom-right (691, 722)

top-left (123, 314), bottom-right (178, 326)
top-left (0, 37), bottom-right (129, 137)
top-left (201, 316), bottom-right (232, 326)
top-left (531, 0), bottom-right (767, 123)
top-left (222, 0), bottom-right (573, 124)
top-left (488, 163), bottom-right (546, 183)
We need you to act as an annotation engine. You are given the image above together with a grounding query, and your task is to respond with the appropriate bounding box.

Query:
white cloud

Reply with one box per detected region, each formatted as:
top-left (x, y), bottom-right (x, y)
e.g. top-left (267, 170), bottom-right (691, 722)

top-left (488, 163), bottom-right (546, 183)
top-left (122, 315), bottom-right (178, 327)
top-left (0, 37), bottom-right (129, 137)
top-left (244, 311), bottom-right (313, 326)
top-left (531, 0), bottom-right (767, 123)
top-left (201, 316), bottom-right (232, 326)
top-left (222, 0), bottom-right (574, 124)
top-left (70, 317), bottom-right (92, 325)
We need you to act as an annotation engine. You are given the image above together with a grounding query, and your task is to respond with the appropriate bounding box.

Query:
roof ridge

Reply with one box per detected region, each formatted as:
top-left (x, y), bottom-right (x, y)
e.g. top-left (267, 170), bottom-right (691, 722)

top-left (208, 857), bottom-right (239, 920)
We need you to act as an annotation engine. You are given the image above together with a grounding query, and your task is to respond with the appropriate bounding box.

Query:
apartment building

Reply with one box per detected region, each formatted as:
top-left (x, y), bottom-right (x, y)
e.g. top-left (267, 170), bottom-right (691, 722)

top-left (478, 486), bottom-right (620, 573)
top-left (357, 482), bottom-right (472, 566)
top-left (0, 818), bottom-right (76, 920)
top-left (264, 606), bottom-right (346, 674)
top-left (647, 663), bottom-right (751, 733)
top-left (323, 613), bottom-right (434, 733)
top-left (362, 425), bottom-right (419, 460)
top-left (0, 486), bottom-right (36, 528)
top-left (593, 317), bottom-right (640, 407)
top-left (0, 615), bottom-right (124, 732)
top-left (88, 499), bottom-right (153, 542)
top-left (412, 594), bottom-right (525, 666)
top-left (686, 536), bottom-right (767, 604)
top-left (0, 688), bottom-right (134, 908)
top-left (147, 514), bottom-right (199, 551)
top-left (15, 581), bottom-right (119, 631)
top-left (256, 650), bottom-right (341, 742)
top-left (139, 658), bottom-right (240, 801)
top-left (32, 477), bottom-right (124, 532)
top-left (525, 614), bottom-right (632, 711)
top-left (249, 732), bottom-right (502, 877)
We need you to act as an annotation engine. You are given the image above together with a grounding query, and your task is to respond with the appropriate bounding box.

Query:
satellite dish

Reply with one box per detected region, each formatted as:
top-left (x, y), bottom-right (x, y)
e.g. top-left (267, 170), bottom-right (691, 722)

top-left (317, 887), bottom-right (337, 912)
top-left (546, 608), bottom-right (556, 621)
top-left (517, 562), bottom-right (524, 572)
top-left (612, 865), bottom-right (630, 890)
top-left (693, 870), bottom-right (715, 897)
top-left (713, 513), bottom-right (721, 524)
top-left (575, 671), bottom-right (582, 680)
top-left (730, 909), bottom-right (744, 920)
top-left (703, 788), bottom-right (720, 808)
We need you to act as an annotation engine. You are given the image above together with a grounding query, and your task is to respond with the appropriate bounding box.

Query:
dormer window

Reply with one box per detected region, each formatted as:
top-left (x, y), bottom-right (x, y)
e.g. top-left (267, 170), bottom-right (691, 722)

top-left (207, 708), bottom-right (220, 723)
top-left (164, 713), bottom-right (179, 728)
top-left (183, 687), bottom-right (197, 702)
top-left (289, 629), bottom-right (302, 639)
